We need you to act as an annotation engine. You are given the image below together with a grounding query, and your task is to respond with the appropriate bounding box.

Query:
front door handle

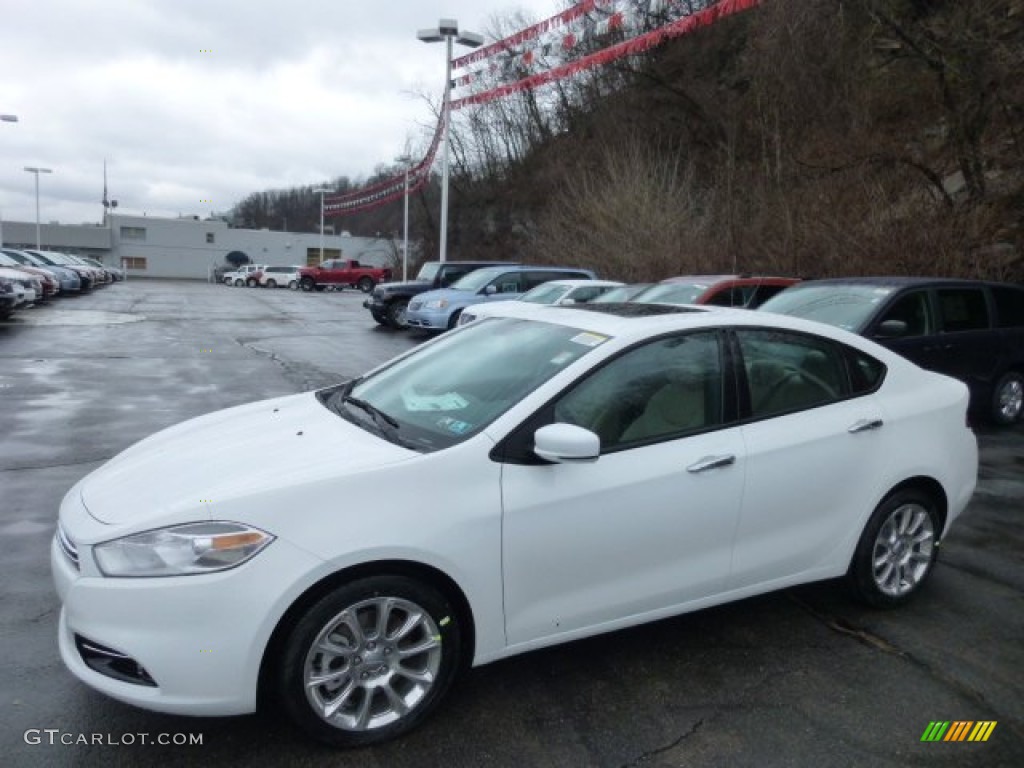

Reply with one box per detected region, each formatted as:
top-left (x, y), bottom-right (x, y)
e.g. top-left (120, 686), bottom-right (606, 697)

top-left (848, 418), bottom-right (884, 434)
top-left (686, 455), bottom-right (736, 473)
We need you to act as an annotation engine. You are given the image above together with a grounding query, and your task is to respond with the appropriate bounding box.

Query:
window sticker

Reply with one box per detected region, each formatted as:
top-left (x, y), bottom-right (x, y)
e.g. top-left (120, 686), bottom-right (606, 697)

top-left (403, 391), bottom-right (468, 411)
top-left (437, 417), bottom-right (473, 435)
top-left (569, 332), bottom-right (608, 347)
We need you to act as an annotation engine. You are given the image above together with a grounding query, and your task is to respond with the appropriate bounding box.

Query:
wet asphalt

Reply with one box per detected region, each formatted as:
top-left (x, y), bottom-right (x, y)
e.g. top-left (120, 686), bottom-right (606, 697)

top-left (0, 280), bottom-right (1021, 767)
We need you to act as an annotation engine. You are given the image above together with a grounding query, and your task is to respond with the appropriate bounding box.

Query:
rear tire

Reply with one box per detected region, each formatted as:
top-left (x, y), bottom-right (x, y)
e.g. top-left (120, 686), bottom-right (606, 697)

top-left (991, 371), bottom-right (1024, 425)
top-left (234, 278), bottom-right (244, 287)
top-left (247, 278), bottom-right (259, 287)
top-left (288, 280), bottom-right (299, 290)
top-left (848, 489), bottom-right (940, 608)
top-left (277, 575), bottom-right (462, 747)
top-left (266, 279), bottom-right (277, 288)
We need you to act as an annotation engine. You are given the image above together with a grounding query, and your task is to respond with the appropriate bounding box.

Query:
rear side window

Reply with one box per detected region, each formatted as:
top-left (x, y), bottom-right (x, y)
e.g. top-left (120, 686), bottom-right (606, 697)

top-left (490, 272), bottom-right (525, 293)
top-left (991, 286), bottom-right (1024, 328)
top-left (736, 329), bottom-right (849, 419)
top-left (937, 288), bottom-right (989, 332)
top-left (704, 285), bottom-right (756, 307)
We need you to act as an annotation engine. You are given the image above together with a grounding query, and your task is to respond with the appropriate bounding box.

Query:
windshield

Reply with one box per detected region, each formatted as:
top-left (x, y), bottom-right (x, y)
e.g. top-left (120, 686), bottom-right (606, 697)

top-left (449, 267), bottom-right (506, 292)
top-left (520, 283), bottom-right (571, 305)
top-left (634, 282), bottom-right (710, 306)
top-left (416, 263), bottom-right (440, 282)
top-left (27, 252), bottom-right (57, 266)
top-left (592, 284), bottom-right (651, 303)
top-left (758, 284), bottom-right (894, 331)
top-left (328, 317), bottom-right (609, 451)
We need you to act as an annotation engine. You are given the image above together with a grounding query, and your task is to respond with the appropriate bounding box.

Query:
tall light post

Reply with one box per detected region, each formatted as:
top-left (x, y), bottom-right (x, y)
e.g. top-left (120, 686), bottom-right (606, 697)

top-left (24, 166), bottom-right (53, 250)
top-left (395, 155), bottom-right (414, 281)
top-left (314, 187), bottom-right (331, 264)
top-left (417, 19), bottom-right (483, 263)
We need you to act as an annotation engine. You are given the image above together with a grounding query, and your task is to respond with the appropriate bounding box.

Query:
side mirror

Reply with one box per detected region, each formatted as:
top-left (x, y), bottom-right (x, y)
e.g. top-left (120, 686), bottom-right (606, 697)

top-left (875, 319), bottom-right (908, 339)
top-left (483, 285), bottom-right (497, 295)
top-left (534, 424), bottom-right (600, 463)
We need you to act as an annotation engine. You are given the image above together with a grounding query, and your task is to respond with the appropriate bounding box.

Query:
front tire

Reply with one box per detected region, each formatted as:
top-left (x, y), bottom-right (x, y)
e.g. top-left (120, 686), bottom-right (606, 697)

top-left (234, 278), bottom-right (244, 287)
top-left (386, 300), bottom-right (409, 329)
top-left (300, 277), bottom-right (316, 292)
top-left (278, 575), bottom-right (462, 747)
top-left (288, 280), bottom-right (298, 290)
top-left (848, 489), bottom-right (940, 608)
top-left (358, 277), bottom-right (375, 293)
top-left (991, 371), bottom-right (1024, 425)
top-left (266, 278), bottom-right (277, 288)
top-left (247, 278), bottom-right (259, 287)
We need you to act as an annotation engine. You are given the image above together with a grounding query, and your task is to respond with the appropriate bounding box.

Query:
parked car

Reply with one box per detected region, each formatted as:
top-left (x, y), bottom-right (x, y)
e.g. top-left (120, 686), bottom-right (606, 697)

top-left (364, 260), bottom-right (517, 329)
top-left (2, 248), bottom-right (81, 293)
top-left (52, 301), bottom-right (977, 747)
top-left (25, 250), bottom-right (96, 290)
top-left (0, 277), bottom-right (18, 318)
top-left (297, 259), bottom-right (392, 293)
top-left (590, 282), bottom-right (655, 303)
top-left (0, 252), bottom-right (59, 300)
top-left (405, 265), bottom-right (598, 331)
top-left (458, 279), bottom-right (624, 326)
top-left (759, 277), bottom-right (1024, 425)
top-left (79, 256), bottom-right (125, 281)
top-left (259, 265), bottom-right (303, 289)
top-left (223, 264), bottom-right (265, 286)
top-left (0, 266), bottom-right (40, 306)
top-left (633, 275), bottom-right (801, 308)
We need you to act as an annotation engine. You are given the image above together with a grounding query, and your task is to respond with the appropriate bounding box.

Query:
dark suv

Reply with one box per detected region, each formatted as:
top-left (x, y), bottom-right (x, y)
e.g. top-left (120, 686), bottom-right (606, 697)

top-left (759, 277), bottom-right (1024, 425)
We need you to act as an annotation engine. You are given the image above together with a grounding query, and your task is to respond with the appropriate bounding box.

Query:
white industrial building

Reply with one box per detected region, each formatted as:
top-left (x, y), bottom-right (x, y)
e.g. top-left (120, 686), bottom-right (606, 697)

top-left (0, 213), bottom-right (397, 279)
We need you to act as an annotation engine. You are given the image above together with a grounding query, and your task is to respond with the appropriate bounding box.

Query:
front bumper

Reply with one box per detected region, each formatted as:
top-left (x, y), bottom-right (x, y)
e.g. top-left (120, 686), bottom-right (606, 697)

top-left (52, 517), bottom-right (325, 716)
top-left (405, 305), bottom-right (450, 330)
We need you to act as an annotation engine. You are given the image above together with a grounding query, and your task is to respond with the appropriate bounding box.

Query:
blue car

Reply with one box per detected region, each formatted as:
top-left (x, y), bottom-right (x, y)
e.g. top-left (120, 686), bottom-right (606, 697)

top-left (405, 265), bottom-right (597, 331)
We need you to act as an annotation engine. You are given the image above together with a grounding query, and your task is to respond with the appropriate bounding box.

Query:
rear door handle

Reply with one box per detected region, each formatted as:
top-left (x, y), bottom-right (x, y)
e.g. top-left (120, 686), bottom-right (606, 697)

top-left (686, 455), bottom-right (736, 473)
top-left (848, 418), bottom-right (884, 434)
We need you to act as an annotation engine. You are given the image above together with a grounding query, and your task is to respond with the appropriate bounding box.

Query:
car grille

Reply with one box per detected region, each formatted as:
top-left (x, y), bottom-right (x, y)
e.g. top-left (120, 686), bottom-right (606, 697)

top-left (57, 523), bottom-right (80, 570)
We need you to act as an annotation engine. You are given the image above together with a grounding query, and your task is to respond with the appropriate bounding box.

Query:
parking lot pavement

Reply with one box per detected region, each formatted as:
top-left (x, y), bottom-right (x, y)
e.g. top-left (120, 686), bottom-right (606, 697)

top-left (1, 280), bottom-right (1021, 767)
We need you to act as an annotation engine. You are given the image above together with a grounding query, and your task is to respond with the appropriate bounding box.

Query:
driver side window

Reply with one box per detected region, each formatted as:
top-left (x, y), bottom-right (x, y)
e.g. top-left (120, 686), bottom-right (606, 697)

top-left (554, 332), bottom-right (723, 451)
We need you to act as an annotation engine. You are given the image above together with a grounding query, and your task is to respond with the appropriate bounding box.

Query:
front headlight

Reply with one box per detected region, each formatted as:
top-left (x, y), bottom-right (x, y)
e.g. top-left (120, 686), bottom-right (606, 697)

top-left (424, 299), bottom-right (448, 310)
top-left (94, 522), bottom-right (274, 577)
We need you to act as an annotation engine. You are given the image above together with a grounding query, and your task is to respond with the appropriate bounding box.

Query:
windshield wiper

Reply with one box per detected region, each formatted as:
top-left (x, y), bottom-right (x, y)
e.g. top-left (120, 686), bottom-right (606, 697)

top-left (343, 395), bottom-right (400, 430)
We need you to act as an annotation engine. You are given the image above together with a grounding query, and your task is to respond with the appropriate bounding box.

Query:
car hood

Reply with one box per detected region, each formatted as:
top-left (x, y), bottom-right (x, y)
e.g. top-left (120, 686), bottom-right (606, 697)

top-left (80, 392), bottom-right (416, 526)
top-left (376, 279), bottom-right (431, 293)
top-left (414, 287), bottom-right (482, 305)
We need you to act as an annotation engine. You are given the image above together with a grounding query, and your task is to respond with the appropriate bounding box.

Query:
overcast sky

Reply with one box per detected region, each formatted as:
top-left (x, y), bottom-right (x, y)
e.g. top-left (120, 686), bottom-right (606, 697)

top-left (0, 0), bottom-right (557, 227)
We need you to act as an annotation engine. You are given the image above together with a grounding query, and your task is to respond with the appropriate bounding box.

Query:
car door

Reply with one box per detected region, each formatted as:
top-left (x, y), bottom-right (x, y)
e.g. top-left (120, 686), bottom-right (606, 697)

top-left (729, 328), bottom-right (889, 587)
top-left (864, 289), bottom-right (941, 370)
top-left (931, 286), bottom-right (1000, 389)
top-left (499, 330), bottom-right (745, 646)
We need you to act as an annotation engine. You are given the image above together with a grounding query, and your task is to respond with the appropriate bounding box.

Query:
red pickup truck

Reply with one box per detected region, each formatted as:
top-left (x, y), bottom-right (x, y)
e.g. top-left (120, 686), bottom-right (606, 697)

top-left (297, 259), bottom-right (392, 293)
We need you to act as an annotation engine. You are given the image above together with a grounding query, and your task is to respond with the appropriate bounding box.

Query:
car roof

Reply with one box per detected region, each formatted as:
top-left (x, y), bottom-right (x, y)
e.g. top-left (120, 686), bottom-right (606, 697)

top-left (785, 276), bottom-right (1009, 289)
top-left (660, 274), bottom-right (799, 286)
top-left (530, 279), bottom-right (623, 289)
top-left (468, 298), bottom-right (902, 356)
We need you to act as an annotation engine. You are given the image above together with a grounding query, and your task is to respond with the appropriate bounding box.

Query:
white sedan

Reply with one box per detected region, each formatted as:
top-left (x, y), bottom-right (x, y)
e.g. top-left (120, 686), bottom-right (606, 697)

top-left (52, 302), bottom-right (977, 747)
top-left (458, 278), bottom-right (623, 326)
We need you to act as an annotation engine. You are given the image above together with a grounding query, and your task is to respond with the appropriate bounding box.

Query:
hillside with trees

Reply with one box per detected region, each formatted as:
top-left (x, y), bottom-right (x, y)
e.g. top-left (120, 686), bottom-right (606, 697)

top-left (231, 0), bottom-right (1024, 281)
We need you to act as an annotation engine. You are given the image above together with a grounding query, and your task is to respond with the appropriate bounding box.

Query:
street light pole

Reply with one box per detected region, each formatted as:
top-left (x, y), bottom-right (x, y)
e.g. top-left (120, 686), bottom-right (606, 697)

top-left (395, 155), bottom-right (414, 281)
top-left (314, 187), bottom-right (331, 264)
top-left (417, 19), bottom-right (483, 264)
top-left (24, 166), bottom-right (53, 250)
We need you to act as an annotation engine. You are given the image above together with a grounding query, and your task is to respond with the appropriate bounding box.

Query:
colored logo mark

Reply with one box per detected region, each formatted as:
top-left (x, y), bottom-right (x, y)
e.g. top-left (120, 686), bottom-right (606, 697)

top-left (921, 721), bottom-right (997, 742)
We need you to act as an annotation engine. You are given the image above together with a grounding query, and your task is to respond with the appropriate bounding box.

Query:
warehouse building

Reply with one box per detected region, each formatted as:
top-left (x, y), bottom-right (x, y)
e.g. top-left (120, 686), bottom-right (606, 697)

top-left (0, 213), bottom-right (396, 279)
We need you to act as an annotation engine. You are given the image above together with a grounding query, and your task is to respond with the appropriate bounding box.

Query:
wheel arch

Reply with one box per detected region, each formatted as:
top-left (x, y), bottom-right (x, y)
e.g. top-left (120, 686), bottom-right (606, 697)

top-left (875, 475), bottom-right (949, 538)
top-left (256, 558), bottom-right (477, 709)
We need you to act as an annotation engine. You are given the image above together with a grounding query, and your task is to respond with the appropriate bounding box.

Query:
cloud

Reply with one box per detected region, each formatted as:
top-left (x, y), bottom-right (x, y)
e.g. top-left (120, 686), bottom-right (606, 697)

top-left (0, 0), bottom-right (554, 225)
